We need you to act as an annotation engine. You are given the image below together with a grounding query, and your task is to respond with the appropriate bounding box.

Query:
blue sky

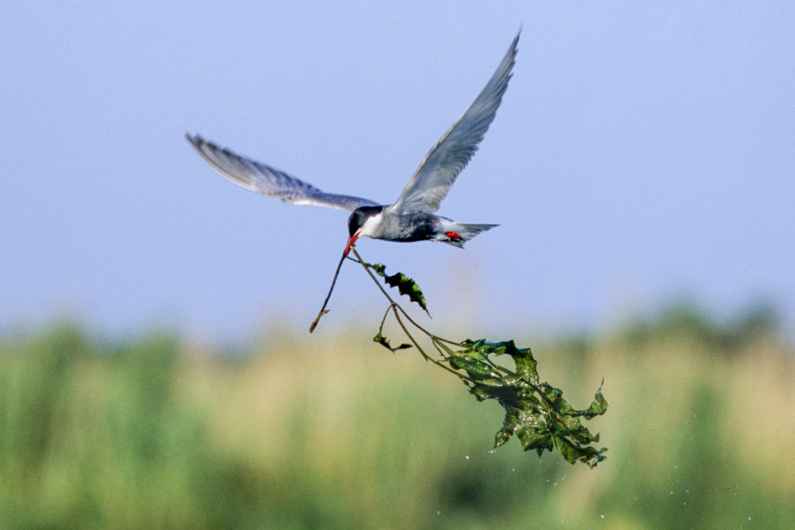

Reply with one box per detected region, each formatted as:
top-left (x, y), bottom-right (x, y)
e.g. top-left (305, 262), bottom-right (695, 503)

top-left (2, 1), bottom-right (793, 340)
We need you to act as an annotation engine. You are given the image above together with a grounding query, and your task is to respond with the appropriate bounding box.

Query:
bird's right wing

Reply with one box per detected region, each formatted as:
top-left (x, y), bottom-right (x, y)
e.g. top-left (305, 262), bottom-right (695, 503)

top-left (389, 31), bottom-right (519, 214)
top-left (186, 134), bottom-right (379, 212)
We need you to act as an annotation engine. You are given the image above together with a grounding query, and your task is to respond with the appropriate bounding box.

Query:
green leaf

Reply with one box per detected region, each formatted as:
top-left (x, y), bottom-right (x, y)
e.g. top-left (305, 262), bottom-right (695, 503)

top-left (372, 332), bottom-right (412, 353)
top-left (517, 425), bottom-right (554, 456)
top-left (448, 354), bottom-right (495, 381)
top-left (383, 273), bottom-right (429, 314)
top-left (468, 382), bottom-right (520, 402)
top-left (554, 436), bottom-right (608, 468)
top-left (550, 382), bottom-right (608, 419)
top-left (363, 262), bottom-right (429, 314)
top-left (461, 339), bottom-right (538, 382)
top-left (586, 386), bottom-right (609, 417)
top-left (494, 407), bottom-right (520, 448)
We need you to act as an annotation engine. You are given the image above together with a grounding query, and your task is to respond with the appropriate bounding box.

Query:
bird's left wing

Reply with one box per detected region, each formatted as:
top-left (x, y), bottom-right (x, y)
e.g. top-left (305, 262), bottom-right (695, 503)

top-left (390, 31), bottom-right (519, 214)
top-left (186, 134), bottom-right (379, 211)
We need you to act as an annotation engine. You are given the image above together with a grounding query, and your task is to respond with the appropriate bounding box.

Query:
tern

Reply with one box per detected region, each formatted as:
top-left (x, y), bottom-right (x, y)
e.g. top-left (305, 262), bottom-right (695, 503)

top-left (186, 31), bottom-right (519, 258)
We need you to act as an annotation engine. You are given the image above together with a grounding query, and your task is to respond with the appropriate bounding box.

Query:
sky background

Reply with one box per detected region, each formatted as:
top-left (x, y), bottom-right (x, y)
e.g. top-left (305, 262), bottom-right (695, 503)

top-left (2, 1), bottom-right (793, 341)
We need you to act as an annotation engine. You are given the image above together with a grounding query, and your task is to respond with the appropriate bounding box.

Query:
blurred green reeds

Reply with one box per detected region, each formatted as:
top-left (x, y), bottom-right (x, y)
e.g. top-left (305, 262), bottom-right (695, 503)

top-left (0, 303), bottom-right (792, 529)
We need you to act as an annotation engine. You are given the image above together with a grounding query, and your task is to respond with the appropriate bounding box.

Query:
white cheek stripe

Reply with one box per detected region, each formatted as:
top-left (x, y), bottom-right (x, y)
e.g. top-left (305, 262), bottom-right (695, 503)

top-left (359, 212), bottom-right (383, 237)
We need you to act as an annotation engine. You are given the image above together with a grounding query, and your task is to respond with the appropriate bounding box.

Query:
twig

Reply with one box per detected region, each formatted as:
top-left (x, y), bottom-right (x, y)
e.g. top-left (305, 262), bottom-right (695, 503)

top-left (309, 251), bottom-right (347, 333)
top-left (388, 305), bottom-right (431, 362)
top-left (348, 248), bottom-right (476, 384)
top-left (391, 306), bottom-right (474, 383)
top-left (377, 303), bottom-right (395, 336)
top-left (350, 250), bottom-right (456, 342)
top-left (350, 250), bottom-right (397, 305)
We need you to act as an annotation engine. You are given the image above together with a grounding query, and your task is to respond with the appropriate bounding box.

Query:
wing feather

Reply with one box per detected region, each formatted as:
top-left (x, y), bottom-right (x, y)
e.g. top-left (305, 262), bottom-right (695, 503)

top-left (186, 134), bottom-right (379, 211)
top-left (391, 31), bottom-right (519, 213)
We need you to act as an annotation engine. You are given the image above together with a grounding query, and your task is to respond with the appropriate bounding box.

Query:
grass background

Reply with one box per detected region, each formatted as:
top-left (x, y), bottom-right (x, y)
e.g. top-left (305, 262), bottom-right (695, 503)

top-left (0, 303), bottom-right (792, 530)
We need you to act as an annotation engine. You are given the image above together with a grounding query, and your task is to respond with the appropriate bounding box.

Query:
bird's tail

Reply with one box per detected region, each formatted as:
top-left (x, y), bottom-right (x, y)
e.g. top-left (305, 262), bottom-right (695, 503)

top-left (440, 223), bottom-right (499, 248)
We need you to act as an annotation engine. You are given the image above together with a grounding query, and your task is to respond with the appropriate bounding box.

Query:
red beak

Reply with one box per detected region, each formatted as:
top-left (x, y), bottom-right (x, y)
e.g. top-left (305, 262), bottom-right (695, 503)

top-left (343, 231), bottom-right (361, 257)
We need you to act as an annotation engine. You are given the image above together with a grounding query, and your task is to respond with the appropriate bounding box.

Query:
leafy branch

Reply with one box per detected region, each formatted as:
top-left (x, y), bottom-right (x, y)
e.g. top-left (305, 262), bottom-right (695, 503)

top-left (311, 248), bottom-right (609, 468)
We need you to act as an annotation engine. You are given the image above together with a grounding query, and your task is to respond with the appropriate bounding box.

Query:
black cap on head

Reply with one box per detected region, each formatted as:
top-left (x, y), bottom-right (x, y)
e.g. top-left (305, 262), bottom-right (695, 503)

top-left (348, 206), bottom-right (383, 237)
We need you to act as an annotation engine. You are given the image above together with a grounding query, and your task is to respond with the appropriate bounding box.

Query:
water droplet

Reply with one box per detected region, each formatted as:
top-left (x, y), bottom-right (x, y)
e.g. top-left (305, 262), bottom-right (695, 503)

top-left (464, 455), bottom-right (470, 460)
top-left (488, 449), bottom-right (496, 455)
top-left (748, 516), bottom-right (752, 521)
top-left (436, 510), bottom-right (441, 516)
top-left (511, 467), bottom-right (516, 472)
top-left (600, 514), bottom-right (605, 520)
top-left (669, 490), bottom-right (674, 495)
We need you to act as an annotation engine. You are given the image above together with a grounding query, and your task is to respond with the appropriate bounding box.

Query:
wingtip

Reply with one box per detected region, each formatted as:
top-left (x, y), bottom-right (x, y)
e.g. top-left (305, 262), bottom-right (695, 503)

top-left (185, 132), bottom-right (210, 152)
top-left (511, 26), bottom-right (521, 52)
top-left (499, 27), bottom-right (520, 68)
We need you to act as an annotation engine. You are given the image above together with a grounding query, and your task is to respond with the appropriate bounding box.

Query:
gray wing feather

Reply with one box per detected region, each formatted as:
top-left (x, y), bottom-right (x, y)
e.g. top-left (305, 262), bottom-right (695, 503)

top-left (186, 134), bottom-right (379, 211)
top-left (391, 31), bottom-right (519, 214)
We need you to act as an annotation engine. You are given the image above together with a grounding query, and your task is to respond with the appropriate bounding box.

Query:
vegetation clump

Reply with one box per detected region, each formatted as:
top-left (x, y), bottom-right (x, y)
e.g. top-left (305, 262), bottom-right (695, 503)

top-left (332, 250), bottom-right (609, 468)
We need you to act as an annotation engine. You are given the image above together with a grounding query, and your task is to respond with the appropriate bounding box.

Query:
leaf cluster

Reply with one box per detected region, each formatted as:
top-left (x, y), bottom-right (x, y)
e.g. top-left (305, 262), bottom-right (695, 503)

top-left (334, 250), bottom-right (609, 468)
top-left (447, 339), bottom-right (608, 468)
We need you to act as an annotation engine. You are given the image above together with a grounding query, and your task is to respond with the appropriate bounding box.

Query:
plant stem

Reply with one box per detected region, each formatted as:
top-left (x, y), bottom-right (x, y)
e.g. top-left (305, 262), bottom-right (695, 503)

top-left (391, 307), bottom-right (474, 383)
top-left (309, 251), bottom-right (348, 333)
top-left (349, 250), bottom-right (461, 346)
top-left (377, 304), bottom-right (395, 336)
top-left (350, 248), bottom-right (476, 384)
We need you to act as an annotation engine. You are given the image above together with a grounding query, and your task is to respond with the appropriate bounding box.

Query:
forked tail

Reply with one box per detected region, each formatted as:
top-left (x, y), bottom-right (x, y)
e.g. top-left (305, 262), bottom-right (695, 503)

top-left (441, 223), bottom-right (499, 248)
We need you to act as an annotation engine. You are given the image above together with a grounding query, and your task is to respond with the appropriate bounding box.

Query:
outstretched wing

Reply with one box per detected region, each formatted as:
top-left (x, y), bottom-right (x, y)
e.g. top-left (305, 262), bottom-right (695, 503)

top-left (186, 134), bottom-right (379, 211)
top-left (390, 31), bottom-right (519, 214)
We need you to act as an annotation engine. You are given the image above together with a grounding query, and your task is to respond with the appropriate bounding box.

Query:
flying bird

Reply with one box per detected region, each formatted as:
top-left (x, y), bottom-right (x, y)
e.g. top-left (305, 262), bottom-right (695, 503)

top-left (187, 31), bottom-right (519, 258)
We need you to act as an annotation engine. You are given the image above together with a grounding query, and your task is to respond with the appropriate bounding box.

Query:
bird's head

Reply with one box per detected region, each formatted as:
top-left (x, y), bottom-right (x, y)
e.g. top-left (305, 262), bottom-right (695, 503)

top-left (344, 205), bottom-right (383, 257)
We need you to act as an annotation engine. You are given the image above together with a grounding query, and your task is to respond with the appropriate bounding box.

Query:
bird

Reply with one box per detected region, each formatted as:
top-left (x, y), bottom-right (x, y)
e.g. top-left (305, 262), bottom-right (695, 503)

top-left (186, 31), bottom-right (519, 258)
